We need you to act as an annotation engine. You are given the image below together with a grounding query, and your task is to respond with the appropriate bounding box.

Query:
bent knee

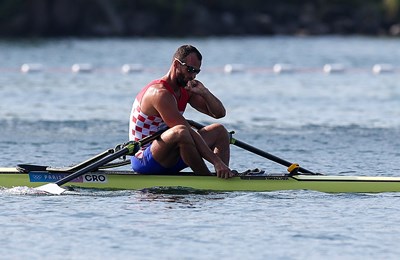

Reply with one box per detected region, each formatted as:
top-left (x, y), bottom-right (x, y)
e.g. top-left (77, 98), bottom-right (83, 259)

top-left (199, 123), bottom-right (229, 141)
top-left (169, 125), bottom-right (192, 141)
top-left (210, 123), bottom-right (228, 136)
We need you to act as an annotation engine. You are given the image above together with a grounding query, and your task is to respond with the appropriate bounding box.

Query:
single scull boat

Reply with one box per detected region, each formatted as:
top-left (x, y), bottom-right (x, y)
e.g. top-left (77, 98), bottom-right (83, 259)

top-left (1, 167), bottom-right (400, 193)
top-left (1, 121), bottom-right (396, 194)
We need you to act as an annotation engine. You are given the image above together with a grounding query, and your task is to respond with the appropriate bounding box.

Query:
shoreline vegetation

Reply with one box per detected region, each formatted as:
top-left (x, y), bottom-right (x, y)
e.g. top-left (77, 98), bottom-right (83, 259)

top-left (1, 0), bottom-right (400, 37)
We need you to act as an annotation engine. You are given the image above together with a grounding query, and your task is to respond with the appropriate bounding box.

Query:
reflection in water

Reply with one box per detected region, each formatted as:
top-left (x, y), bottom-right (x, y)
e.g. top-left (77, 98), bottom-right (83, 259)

top-left (138, 187), bottom-right (226, 208)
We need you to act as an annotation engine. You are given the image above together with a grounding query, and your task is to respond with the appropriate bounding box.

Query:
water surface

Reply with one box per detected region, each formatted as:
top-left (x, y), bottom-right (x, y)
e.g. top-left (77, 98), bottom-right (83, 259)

top-left (1, 36), bottom-right (400, 259)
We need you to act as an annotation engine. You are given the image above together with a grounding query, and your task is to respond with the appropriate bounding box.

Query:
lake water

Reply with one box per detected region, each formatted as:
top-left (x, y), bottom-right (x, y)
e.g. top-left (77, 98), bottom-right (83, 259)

top-left (1, 36), bottom-right (400, 259)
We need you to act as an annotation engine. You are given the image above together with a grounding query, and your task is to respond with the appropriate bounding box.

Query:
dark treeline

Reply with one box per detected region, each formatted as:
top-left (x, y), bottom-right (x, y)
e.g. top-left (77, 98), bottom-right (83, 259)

top-left (1, 0), bottom-right (400, 37)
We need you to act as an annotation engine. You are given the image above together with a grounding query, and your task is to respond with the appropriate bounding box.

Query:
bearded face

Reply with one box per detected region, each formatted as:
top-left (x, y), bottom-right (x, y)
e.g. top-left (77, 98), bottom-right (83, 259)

top-left (176, 69), bottom-right (189, 87)
top-left (174, 54), bottom-right (200, 87)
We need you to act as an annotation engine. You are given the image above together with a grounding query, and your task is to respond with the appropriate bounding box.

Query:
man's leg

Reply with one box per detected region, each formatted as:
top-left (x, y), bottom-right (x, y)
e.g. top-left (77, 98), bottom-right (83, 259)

top-left (150, 125), bottom-right (211, 174)
top-left (198, 123), bottom-right (230, 165)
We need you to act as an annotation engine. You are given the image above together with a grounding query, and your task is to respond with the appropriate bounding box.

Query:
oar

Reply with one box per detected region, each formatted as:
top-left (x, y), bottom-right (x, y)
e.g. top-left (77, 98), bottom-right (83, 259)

top-left (17, 151), bottom-right (131, 174)
top-left (36, 128), bottom-right (167, 195)
top-left (17, 149), bottom-right (114, 173)
top-left (187, 120), bottom-right (316, 175)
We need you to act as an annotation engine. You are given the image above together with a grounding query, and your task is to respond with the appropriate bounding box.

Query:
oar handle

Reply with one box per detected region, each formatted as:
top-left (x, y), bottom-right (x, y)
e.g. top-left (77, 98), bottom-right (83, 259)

top-left (137, 128), bottom-right (166, 146)
top-left (187, 120), bottom-right (315, 174)
top-left (187, 120), bottom-right (206, 130)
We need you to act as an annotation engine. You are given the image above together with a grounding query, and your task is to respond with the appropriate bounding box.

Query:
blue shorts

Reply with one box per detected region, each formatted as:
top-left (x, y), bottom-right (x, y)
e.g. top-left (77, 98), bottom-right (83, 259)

top-left (130, 144), bottom-right (187, 174)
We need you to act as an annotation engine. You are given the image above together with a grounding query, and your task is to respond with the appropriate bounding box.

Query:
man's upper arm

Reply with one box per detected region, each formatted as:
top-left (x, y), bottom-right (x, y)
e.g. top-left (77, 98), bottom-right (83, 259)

top-left (153, 90), bottom-right (187, 127)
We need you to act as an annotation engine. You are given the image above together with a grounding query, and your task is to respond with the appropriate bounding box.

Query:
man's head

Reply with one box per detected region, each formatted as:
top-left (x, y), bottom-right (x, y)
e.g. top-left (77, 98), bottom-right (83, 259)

top-left (173, 45), bottom-right (202, 87)
top-left (173, 45), bottom-right (202, 63)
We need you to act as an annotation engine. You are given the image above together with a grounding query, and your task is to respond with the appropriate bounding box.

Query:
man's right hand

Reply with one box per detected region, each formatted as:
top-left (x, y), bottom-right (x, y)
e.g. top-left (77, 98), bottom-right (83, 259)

top-left (214, 162), bottom-right (234, 179)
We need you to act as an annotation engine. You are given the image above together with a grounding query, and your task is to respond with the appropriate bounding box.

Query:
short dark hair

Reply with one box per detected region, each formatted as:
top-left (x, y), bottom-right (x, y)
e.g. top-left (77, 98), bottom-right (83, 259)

top-left (173, 45), bottom-right (202, 62)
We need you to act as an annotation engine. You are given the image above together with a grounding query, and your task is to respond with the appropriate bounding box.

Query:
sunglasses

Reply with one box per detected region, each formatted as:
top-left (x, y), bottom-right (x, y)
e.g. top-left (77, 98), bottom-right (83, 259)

top-left (175, 58), bottom-right (201, 74)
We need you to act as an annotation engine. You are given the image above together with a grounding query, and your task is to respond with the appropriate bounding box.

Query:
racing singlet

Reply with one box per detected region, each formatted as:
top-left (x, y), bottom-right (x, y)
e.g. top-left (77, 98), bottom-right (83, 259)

top-left (129, 79), bottom-right (189, 157)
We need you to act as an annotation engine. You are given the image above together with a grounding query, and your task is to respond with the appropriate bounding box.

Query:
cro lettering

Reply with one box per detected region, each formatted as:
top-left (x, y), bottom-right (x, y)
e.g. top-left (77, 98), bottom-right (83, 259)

top-left (84, 174), bottom-right (107, 183)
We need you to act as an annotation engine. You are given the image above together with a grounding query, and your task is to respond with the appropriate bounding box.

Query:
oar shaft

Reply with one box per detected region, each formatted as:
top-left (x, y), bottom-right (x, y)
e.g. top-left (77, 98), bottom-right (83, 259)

top-left (55, 147), bottom-right (130, 186)
top-left (231, 138), bottom-right (314, 174)
top-left (187, 120), bottom-right (315, 174)
top-left (55, 127), bottom-right (168, 186)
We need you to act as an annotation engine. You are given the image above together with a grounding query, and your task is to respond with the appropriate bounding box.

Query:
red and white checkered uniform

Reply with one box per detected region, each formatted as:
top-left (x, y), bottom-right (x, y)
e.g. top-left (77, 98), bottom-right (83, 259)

top-left (129, 79), bottom-right (189, 157)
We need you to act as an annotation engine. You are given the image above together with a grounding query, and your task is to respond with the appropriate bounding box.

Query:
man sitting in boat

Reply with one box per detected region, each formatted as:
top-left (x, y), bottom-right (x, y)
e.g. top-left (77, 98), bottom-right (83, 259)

top-left (129, 45), bottom-right (234, 178)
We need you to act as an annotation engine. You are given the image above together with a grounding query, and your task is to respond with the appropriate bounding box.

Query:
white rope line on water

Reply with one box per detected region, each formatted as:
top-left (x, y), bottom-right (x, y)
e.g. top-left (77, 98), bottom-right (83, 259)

top-left (0, 63), bottom-right (399, 75)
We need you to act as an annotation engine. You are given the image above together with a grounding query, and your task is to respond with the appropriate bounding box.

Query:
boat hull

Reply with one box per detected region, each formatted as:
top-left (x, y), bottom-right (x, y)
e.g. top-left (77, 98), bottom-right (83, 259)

top-left (1, 167), bottom-right (400, 193)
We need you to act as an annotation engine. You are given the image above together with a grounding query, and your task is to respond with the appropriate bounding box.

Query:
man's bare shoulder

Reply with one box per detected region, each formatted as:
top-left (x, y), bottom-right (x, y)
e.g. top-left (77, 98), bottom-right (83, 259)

top-left (145, 83), bottom-right (170, 96)
top-left (142, 83), bottom-right (175, 107)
